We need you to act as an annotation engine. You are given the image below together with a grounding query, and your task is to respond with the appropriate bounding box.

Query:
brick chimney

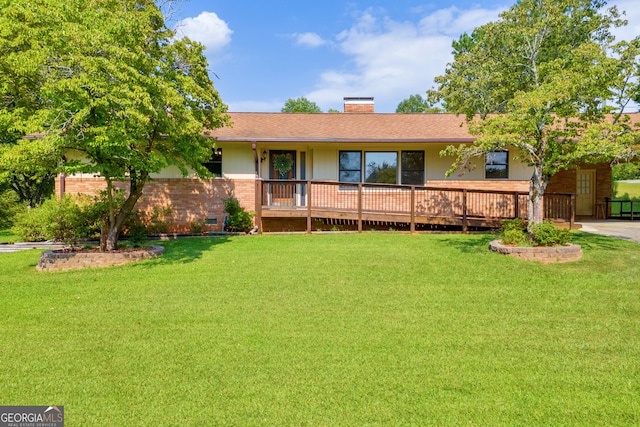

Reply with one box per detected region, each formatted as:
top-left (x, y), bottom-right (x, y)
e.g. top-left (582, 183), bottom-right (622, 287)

top-left (343, 97), bottom-right (374, 113)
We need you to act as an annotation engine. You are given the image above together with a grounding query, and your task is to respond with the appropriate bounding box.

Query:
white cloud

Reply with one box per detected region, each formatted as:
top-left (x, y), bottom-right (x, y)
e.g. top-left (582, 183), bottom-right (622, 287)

top-left (306, 7), bottom-right (505, 112)
top-left (176, 11), bottom-right (233, 52)
top-left (292, 32), bottom-right (327, 48)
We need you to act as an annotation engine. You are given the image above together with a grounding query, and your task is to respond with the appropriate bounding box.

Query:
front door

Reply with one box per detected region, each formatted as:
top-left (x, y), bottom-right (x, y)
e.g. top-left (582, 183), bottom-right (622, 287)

top-left (269, 150), bottom-right (296, 206)
top-left (576, 169), bottom-right (595, 216)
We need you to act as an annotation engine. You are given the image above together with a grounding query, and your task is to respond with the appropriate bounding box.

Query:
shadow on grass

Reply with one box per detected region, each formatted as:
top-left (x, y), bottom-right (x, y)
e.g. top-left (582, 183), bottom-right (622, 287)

top-left (145, 236), bottom-right (231, 266)
top-left (571, 231), bottom-right (637, 251)
top-left (438, 232), bottom-right (497, 254)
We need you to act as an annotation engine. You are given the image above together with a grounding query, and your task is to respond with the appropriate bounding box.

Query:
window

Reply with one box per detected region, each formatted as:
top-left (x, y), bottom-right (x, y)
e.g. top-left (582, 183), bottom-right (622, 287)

top-left (339, 151), bottom-right (362, 182)
top-left (401, 151), bottom-right (425, 185)
top-left (365, 152), bottom-right (397, 184)
top-left (485, 151), bottom-right (508, 179)
top-left (202, 148), bottom-right (222, 177)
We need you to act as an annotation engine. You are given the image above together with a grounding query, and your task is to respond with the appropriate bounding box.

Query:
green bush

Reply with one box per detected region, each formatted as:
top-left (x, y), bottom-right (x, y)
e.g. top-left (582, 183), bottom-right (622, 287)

top-left (502, 228), bottom-right (528, 246)
top-left (12, 195), bottom-right (92, 245)
top-left (223, 195), bottom-right (254, 233)
top-left (190, 219), bottom-right (205, 235)
top-left (145, 205), bottom-right (173, 234)
top-left (499, 218), bottom-right (570, 247)
top-left (531, 221), bottom-right (571, 247)
top-left (501, 218), bottom-right (527, 233)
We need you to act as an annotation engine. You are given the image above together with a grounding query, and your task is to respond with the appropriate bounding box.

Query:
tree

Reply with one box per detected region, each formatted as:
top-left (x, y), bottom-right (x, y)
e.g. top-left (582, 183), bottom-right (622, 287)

top-left (0, 0), bottom-right (229, 250)
top-left (281, 97), bottom-right (323, 113)
top-left (0, 0), bottom-right (56, 207)
top-left (430, 0), bottom-right (640, 233)
top-left (395, 94), bottom-right (442, 113)
top-left (0, 138), bottom-right (57, 208)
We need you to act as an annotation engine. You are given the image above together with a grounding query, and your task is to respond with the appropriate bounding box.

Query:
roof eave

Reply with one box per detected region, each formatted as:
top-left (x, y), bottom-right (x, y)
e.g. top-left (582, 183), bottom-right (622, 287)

top-left (212, 137), bottom-right (477, 143)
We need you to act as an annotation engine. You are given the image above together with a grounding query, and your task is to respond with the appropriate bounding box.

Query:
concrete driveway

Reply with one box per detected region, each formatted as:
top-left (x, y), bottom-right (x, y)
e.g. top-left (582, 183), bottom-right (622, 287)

top-left (0, 242), bottom-right (65, 253)
top-left (577, 220), bottom-right (640, 243)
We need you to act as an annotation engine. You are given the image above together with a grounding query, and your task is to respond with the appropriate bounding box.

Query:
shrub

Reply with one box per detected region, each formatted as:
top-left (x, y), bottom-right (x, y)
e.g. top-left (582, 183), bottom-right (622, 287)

top-left (145, 206), bottom-right (173, 234)
top-left (501, 218), bottom-right (527, 233)
top-left (190, 219), bottom-right (205, 235)
top-left (223, 195), bottom-right (254, 233)
top-left (121, 210), bottom-right (148, 247)
top-left (502, 228), bottom-right (528, 246)
top-left (499, 218), bottom-right (528, 245)
top-left (12, 195), bottom-right (91, 245)
top-left (531, 221), bottom-right (571, 247)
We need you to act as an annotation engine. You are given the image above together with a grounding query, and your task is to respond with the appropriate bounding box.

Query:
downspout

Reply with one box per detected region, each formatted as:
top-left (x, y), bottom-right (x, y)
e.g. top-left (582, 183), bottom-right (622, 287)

top-left (252, 141), bottom-right (262, 233)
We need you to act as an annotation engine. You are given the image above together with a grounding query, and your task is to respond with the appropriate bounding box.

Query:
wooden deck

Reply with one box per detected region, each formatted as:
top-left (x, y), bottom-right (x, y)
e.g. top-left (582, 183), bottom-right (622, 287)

top-left (256, 180), bottom-right (576, 232)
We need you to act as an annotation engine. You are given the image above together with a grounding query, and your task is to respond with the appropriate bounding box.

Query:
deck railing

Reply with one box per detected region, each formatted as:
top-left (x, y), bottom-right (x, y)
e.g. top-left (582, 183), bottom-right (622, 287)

top-left (259, 180), bottom-right (575, 232)
top-left (605, 198), bottom-right (640, 220)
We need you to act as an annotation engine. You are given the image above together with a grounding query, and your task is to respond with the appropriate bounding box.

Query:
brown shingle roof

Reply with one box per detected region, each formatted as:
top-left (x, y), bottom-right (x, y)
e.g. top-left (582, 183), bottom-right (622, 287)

top-left (208, 112), bottom-right (475, 143)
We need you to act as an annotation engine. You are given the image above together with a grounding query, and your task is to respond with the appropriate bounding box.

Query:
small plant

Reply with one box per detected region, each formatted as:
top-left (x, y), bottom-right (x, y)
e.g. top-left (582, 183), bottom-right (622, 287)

top-left (499, 218), bottom-right (570, 247)
top-left (146, 206), bottom-right (173, 234)
top-left (499, 218), bottom-right (528, 246)
top-left (531, 221), bottom-right (571, 247)
top-left (223, 194), bottom-right (254, 232)
top-left (190, 219), bottom-right (206, 235)
top-left (330, 226), bottom-right (339, 232)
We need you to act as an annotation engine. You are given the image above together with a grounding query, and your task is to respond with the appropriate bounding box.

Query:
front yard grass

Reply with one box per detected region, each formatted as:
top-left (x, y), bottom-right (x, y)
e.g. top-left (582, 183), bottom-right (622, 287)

top-left (0, 228), bottom-right (18, 243)
top-left (614, 180), bottom-right (640, 200)
top-left (1, 233), bottom-right (639, 426)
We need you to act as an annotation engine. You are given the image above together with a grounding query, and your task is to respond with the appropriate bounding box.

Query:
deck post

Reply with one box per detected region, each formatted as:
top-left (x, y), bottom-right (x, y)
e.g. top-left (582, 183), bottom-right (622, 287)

top-left (306, 180), bottom-right (312, 233)
top-left (462, 189), bottom-right (468, 233)
top-left (256, 179), bottom-right (263, 233)
top-left (358, 183), bottom-right (363, 233)
top-left (410, 186), bottom-right (416, 233)
top-left (514, 192), bottom-right (519, 218)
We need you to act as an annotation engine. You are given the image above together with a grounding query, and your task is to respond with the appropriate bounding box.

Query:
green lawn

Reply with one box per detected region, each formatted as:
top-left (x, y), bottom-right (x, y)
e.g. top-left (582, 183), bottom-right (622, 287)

top-left (613, 181), bottom-right (640, 200)
top-left (1, 233), bottom-right (639, 426)
top-left (0, 228), bottom-right (18, 243)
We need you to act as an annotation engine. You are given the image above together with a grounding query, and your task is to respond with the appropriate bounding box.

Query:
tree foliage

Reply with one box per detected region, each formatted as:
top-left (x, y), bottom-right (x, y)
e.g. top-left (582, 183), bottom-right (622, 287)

top-left (0, 0), bottom-right (229, 250)
top-left (395, 94), bottom-right (442, 113)
top-left (429, 0), bottom-right (640, 231)
top-left (281, 97), bottom-right (323, 113)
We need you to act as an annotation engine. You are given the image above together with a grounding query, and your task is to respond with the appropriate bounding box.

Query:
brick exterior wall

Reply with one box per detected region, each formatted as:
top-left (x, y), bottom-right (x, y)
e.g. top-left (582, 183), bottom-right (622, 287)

top-left (57, 177), bottom-right (256, 233)
top-left (545, 162), bottom-right (612, 202)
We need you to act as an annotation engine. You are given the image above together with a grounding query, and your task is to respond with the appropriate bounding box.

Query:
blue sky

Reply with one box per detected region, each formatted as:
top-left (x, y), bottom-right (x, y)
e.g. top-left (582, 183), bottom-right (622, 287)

top-left (170, 0), bottom-right (640, 113)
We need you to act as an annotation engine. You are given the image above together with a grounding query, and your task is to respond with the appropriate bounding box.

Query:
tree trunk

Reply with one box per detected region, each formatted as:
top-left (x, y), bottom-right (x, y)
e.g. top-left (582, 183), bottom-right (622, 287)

top-left (528, 164), bottom-right (547, 234)
top-left (100, 173), bottom-right (148, 251)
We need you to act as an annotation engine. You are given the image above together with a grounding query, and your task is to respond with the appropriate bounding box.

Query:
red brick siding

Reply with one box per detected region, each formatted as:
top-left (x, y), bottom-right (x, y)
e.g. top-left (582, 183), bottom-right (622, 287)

top-left (546, 162), bottom-right (612, 203)
top-left (57, 177), bottom-right (256, 233)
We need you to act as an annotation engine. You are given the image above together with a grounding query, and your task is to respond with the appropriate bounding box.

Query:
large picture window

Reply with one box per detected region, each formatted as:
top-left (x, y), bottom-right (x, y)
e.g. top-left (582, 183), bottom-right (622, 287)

top-left (339, 151), bottom-right (362, 182)
top-left (401, 151), bottom-right (425, 185)
top-left (365, 152), bottom-right (397, 184)
top-left (485, 151), bottom-right (508, 179)
top-left (202, 148), bottom-right (222, 177)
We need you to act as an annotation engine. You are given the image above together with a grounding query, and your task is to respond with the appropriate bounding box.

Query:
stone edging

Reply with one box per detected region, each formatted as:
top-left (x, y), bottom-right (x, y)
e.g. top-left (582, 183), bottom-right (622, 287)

top-left (489, 240), bottom-right (582, 263)
top-left (37, 245), bottom-right (165, 272)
